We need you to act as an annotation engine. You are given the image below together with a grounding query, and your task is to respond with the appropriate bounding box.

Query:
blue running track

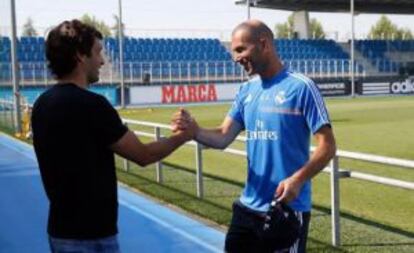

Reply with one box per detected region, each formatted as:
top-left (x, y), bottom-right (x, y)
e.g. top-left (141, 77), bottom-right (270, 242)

top-left (0, 133), bottom-right (225, 253)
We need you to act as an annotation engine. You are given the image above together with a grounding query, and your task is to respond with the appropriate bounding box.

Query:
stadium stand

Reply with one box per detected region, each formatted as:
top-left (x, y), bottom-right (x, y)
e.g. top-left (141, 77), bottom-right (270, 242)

top-left (355, 40), bottom-right (404, 73)
top-left (0, 37), bottom-right (11, 80)
top-left (276, 39), bottom-right (348, 60)
top-left (2, 35), bottom-right (414, 83)
top-left (0, 36), bottom-right (49, 81)
top-left (103, 37), bottom-right (239, 82)
top-left (105, 37), bottom-right (232, 62)
top-left (104, 37), bottom-right (356, 81)
top-left (275, 39), bottom-right (353, 74)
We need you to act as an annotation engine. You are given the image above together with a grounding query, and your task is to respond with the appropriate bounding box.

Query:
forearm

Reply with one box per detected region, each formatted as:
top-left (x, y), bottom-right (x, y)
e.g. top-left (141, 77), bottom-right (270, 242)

top-left (275, 126), bottom-right (336, 203)
top-left (292, 143), bottom-right (336, 184)
top-left (193, 116), bottom-right (242, 149)
top-left (143, 134), bottom-right (188, 164)
top-left (195, 127), bottom-right (231, 149)
top-left (112, 130), bottom-right (190, 167)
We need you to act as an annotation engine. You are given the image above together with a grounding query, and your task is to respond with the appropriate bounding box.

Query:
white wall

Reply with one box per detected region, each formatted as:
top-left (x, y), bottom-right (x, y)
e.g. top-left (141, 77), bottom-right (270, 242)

top-left (130, 83), bottom-right (240, 105)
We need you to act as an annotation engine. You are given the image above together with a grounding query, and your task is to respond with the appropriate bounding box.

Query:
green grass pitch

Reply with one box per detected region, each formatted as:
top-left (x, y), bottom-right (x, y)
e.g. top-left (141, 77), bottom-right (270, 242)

top-left (116, 96), bottom-right (414, 252)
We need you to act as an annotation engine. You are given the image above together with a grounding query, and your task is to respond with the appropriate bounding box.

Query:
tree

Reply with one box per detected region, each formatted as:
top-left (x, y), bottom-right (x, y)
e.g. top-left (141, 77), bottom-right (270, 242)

top-left (274, 13), bottom-right (325, 39)
top-left (310, 18), bottom-right (325, 39)
top-left (275, 15), bottom-right (294, 38)
top-left (22, 17), bottom-right (37, 37)
top-left (368, 15), bottom-right (413, 40)
top-left (80, 14), bottom-right (111, 37)
top-left (399, 28), bottom-right (413, 40)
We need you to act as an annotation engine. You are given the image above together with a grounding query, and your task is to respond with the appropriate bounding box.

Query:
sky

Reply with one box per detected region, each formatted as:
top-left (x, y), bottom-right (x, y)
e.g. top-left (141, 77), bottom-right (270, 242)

top-left (1, 0), bottom-right (414, 41)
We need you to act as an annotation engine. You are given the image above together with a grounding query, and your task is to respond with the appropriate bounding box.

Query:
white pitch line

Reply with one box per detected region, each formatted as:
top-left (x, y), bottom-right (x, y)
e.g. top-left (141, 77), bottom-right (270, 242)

top-left (119, 199), bottom-right (222, 253)
top-left (0, 135), bottom-right (37, 161)
top-left (0, 134), bottom-right (222, 251)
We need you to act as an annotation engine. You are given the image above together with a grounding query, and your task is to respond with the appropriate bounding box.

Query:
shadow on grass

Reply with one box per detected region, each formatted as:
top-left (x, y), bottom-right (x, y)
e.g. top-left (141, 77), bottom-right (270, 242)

top-left (0, 124), bottom-right (14, 135)
top-left (312, 204), bottom-right (414, 239)
top-left (118, 166), bottom-right (353, 252)
top-left (307, 237), bottom-right (349, 253)
top-left (343, 241), bottom-right (414, 247)
top-left (116, 167), bottom-right (233, 215)
top-left (117, 161), bottom-right (414, 249)
top-left (164, 162), bottom-right (414, 238)
top-left (331, 118), bottom-right (351, 123)
top-left (162, 161), bottom-right (244, 187)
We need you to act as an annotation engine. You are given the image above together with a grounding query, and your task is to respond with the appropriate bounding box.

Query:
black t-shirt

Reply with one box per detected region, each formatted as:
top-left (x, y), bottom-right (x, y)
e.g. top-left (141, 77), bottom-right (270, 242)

top-left (31, 83), bottom-right (128, 239)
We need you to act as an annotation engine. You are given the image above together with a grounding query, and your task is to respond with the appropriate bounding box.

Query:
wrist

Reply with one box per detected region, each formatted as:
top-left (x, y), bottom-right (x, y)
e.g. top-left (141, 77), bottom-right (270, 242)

top-left (290, 173), bottom-right (306, 186)
top-left (171, 131), bottom-right (188, 144)
top-left (193, 124), bottom-right (200, 141)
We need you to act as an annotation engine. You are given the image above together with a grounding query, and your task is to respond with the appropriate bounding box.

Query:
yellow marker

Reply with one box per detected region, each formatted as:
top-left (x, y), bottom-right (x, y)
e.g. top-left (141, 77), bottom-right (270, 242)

top-left (20, 103), bottom-right (32, 139)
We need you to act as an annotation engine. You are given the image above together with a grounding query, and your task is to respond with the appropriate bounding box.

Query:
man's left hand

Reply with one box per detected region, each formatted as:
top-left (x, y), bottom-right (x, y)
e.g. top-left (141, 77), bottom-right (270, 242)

top-left (275, 176), bottom-right (304, 203)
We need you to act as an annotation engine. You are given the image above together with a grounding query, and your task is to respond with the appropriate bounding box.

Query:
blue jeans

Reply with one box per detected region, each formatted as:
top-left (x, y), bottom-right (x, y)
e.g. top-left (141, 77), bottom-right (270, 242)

top-left (49, 235), bottom-right (121, 253)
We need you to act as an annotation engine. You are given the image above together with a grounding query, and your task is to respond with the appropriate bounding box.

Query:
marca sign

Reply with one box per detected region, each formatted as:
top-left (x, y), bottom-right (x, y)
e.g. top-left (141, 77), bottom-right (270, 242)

top-left (162, 84), bottom-right (217, 103)
top-left (129, 83), bottom-right (239, 105)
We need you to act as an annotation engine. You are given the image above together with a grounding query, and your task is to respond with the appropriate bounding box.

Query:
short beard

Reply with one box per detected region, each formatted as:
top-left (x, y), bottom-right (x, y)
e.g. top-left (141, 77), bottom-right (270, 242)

top-left (87, 74), bottom-right (99, 84)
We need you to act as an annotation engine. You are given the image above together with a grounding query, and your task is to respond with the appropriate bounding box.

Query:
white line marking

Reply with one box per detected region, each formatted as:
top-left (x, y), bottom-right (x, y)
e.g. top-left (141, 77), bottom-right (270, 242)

top-left (0, 135), bottom-right (36, 161)
top-left (0, 134), bottom-right (223, 252)
top-left (119, 199), bottom-right (222, 253)
top-left (0, 170), bottom-right (39, 177)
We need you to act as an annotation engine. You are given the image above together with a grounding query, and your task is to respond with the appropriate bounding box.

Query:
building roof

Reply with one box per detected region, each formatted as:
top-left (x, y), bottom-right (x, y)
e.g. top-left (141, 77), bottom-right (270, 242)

top-left (236, 0), bottom-right (414, 14)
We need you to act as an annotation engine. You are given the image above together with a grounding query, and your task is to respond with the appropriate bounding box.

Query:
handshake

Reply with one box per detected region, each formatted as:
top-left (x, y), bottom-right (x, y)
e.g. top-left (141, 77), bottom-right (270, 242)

top-left (170, 108), bottom-right (199, 141)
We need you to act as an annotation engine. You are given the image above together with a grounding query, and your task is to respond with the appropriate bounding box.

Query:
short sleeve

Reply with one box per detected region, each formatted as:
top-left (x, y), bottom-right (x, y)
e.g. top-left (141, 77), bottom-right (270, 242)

top-left (92, 96), bottom-right (128, 146)
top-left (227, 84), bottom-right (246, 129)
top-left (300, 81), bottom-right (331, 134)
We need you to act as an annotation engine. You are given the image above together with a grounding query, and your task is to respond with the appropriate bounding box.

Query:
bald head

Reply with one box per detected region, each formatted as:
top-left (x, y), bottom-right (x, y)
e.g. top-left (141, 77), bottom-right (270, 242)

top-left (232, 19), bottom-right (274, 43)
top-left (230, 19), bottom-right (282, 78)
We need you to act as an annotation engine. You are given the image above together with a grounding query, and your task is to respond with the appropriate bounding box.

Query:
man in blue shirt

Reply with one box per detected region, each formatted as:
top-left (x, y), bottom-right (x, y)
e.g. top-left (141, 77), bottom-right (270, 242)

top-left (173, 20), bottom-right (336, 253)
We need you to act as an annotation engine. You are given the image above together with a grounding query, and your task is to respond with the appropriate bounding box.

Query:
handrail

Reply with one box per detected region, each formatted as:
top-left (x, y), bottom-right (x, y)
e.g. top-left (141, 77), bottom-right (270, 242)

top-left (123, 118), bottom-right (171, 130)
top-left (123, 118), bottom-right (414, 169)
top-left (121, 117), bottom-right (414, 247)
top-left (337, 150), bottom-right (414, 169)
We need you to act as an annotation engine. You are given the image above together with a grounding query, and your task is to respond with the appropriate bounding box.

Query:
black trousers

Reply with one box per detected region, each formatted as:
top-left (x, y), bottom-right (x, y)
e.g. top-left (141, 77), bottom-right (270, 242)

top-left (225, 201), bottom-right (310, 253)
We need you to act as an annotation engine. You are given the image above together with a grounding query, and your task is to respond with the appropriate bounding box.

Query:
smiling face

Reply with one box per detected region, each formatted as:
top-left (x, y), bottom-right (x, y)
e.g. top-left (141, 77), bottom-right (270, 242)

top-left (82, 38), bottom-right (105, 84)
top-left (231, 29), bottom-right (265, 77)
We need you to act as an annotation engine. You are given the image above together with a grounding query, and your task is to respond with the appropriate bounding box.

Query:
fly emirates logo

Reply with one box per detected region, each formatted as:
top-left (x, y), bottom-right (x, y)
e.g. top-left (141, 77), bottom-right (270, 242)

top-left (246, 120), bottom-right (278, 141)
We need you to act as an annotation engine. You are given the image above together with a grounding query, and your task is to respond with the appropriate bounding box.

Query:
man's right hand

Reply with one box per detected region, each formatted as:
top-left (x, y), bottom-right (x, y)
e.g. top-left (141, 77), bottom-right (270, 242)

top-left (171, 108), bottom-right (198, 141)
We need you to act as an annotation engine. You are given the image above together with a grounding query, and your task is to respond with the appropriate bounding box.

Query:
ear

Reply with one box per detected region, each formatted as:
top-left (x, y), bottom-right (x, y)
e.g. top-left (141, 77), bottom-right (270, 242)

top-left (259, 37), bottom-right (267, 51)
top-left (75, 51), bottom-right (86, 64)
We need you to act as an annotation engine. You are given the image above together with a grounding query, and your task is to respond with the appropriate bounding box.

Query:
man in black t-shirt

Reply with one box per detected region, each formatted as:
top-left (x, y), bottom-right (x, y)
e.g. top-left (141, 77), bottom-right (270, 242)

top-left (31, 20), bottom-right (195, 253)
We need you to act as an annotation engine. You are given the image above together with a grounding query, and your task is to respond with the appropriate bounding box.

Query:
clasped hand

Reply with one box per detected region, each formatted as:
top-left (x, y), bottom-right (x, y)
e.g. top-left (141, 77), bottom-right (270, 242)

top-left (171, 108), bottom-right (198, 140)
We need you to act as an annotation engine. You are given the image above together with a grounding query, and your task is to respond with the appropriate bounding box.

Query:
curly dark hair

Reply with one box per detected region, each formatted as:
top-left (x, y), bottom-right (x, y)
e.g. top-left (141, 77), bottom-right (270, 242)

top-left (45, 19), bottom-right (103, 78)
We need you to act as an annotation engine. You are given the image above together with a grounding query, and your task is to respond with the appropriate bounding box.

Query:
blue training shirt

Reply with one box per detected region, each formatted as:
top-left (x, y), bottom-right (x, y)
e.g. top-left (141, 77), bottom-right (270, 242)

top-left (228, 69), bottom-right (331, 212)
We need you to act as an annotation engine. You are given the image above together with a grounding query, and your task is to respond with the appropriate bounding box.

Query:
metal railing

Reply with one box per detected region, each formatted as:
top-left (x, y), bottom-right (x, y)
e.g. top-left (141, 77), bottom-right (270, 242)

top-left (0, 99), bottom-right (15, 130)
top-left (121, 118), bottom-right (414, 247)
top-left (0, 98), bottom-right (31, 137)
top-left (1, 100), bottom-right (412, 247)
top-left (0, 59), bottom-right (376, 87)
top-left (101, 59), bottom-right (369, 83)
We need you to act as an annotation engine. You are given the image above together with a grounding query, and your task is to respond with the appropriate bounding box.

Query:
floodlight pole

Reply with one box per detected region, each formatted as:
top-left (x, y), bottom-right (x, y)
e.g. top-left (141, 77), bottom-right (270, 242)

top-left (350, 0), bottom-right (355, 98)
top-left (10, 0), bottom-right (22, 134)
top-left (247, 0), bottom-right (251, 20)
top-left (118, 0), bottom-right (125, 108)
